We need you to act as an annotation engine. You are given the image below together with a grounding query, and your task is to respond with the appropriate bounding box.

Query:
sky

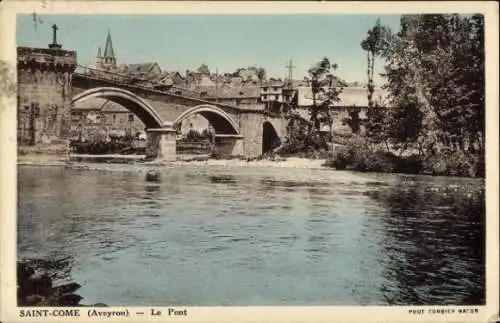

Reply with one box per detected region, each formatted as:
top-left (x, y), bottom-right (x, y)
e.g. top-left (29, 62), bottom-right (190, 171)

top-left (16, 14), bottom-right (402, 84)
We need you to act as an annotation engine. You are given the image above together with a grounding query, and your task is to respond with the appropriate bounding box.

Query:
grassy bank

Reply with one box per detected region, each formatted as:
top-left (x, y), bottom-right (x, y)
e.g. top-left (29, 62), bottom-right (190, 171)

top-left (322, 137), bottom-right (484, 178)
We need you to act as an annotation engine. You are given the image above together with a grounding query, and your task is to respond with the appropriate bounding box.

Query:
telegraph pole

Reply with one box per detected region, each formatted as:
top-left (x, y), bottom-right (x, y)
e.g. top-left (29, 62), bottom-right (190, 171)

top-left (215, 67), bottom-right (219, 103)
top-left (285, 59), bottom-right (295, 89)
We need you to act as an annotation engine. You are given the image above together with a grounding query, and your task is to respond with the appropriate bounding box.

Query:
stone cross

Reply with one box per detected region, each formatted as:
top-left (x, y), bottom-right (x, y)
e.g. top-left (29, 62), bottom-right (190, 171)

top-left (48, 24), bottom-right (62, 49)
top-left (52, 24), bottom-right (58, 45)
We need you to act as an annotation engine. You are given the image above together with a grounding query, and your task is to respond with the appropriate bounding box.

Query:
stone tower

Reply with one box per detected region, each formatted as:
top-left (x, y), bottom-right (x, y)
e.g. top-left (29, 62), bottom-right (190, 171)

top-left (17, 24), bottom-right (77, 150)
top-left (96, 30), bottom-right (116, 70)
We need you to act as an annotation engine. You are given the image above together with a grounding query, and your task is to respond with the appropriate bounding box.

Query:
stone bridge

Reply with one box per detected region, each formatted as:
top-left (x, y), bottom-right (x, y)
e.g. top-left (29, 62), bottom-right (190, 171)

top-left (71, 72), bottom-right (287, 160)
top-left (15, 43), bottom-right (287, 161)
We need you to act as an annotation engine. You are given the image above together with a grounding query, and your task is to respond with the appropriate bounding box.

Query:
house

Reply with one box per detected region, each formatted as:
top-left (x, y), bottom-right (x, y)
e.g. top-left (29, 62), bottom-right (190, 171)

top-left (126, 62), bottom-right (162, 78)
top-left (197, 84), bottom-right (261, 106)
top-left (185, 70), bottom-right (216, 87)
top-left (260, 80), bottom-right (285, 103)
top-left (294, 83), bottom-right (390, 135)
top-left (70, 98), bottom-right (146, 141)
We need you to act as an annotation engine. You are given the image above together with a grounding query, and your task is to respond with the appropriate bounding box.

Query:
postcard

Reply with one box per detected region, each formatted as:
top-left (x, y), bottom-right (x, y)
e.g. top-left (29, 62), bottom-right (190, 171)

top-left (1, 1), bottom-right (498, 323)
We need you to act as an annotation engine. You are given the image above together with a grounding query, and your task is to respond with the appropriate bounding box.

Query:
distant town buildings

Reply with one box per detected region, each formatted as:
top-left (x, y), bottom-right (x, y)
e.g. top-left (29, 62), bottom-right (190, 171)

top-left (72, 30), bottom-right (388, 142)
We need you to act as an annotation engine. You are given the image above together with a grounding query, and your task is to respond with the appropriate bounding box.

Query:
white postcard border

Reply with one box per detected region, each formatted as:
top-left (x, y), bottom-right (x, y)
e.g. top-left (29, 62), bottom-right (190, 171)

top-left (1, 1), bottom-right (499, 323)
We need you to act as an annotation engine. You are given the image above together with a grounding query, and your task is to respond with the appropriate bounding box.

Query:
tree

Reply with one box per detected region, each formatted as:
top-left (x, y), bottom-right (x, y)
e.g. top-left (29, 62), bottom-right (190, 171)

top-left (306, 57), bottom-right (344, 137)
top-left (277, 58), bottom-right (344, 155)
top-left (196, 63), bottom-right (210, 74)
top-left (361, 19), bottom-right (391, 109)
top-left (256, 67), bottom-right (266, 81)
top-left (361, 19), bottom-right (392, 147)
top-left (379, 14), bottom-right (485, 158)
top-left (342, 107), bottom-right (361, 134)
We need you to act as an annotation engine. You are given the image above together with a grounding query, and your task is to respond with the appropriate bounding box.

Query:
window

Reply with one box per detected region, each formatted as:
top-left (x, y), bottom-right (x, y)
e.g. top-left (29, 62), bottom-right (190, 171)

top-left (128, 114), bottom-right (134, 122)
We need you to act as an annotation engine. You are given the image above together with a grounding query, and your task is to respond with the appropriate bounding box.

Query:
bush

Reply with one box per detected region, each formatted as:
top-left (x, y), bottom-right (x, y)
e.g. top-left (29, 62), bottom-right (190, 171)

top-left (324, 135), bottom-right (425, 174)
top-left (324, 136), bottom-right (483, 178)
top-left (422, 149), bottom-right (484, 178)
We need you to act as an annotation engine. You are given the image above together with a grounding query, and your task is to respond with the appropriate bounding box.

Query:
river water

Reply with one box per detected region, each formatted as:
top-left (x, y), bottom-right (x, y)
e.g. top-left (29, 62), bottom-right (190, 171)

top-left (17, 164), bottom-right (485, 306)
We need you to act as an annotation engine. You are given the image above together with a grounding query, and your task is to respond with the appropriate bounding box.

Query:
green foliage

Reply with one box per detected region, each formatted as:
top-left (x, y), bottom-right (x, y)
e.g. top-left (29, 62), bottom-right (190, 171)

top-left (196, 63), bottom-right (210, 74)
top-left (422, 148), bottom-right (484, 177)
top-left (346, 14), bottom-right (485, 177)
top-left (256, 67), bottom-right (266, 81)
top-left (342, 108), bottom-right (361, 134)
top-left (307, 57), bottom-right (344, 133)
top-left (325, 135), bottom-right (483, 177)
top-left (360, 20), bottom-right (392, 146)
top-left (381, 14), bottom-right (484, 158)
top-left (185, 128), bottom-right (212, 142)
top-left (361, 19), bottom-right (392, 109)
top-left (388, 101), bottom-right (423, 150)
top-left (277, 57), bottom-right (344, 156)
top-left (280, 114), bottom-right (329, 155)
top-left (365, 103), bottom-right (390, 145)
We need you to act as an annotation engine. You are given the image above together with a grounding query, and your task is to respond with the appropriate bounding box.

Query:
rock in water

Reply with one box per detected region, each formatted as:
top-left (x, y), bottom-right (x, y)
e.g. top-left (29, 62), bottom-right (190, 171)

top-left (57, 294), bottom-right (83, 306)
top-left (49, 282), bottom-right (81, 295)
top-left (25, 295), bottom-right (44, 306)
top-left (145, 170), bottom-right (161, 182)
top-left (29, 273), bottom-right (53, 296)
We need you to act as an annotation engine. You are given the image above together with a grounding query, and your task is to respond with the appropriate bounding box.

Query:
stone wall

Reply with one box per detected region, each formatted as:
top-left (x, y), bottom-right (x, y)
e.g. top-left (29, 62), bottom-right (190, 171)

top-left (17, 47), bottom-right (76, 148)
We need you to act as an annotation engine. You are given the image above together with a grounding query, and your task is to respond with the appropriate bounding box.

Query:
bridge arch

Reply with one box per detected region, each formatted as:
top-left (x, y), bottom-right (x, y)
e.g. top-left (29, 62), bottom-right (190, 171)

top-left (174, 104), bottom-right (240, 135)
top-left (262, 121), bottom-right (281, 154)
top-left (71, 87), bottom-right (168, 129)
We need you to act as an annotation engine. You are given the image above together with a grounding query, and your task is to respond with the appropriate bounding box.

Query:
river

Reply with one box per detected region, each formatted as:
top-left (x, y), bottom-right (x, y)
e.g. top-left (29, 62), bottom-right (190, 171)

top-left (17, 164), bottom-right (485, 306)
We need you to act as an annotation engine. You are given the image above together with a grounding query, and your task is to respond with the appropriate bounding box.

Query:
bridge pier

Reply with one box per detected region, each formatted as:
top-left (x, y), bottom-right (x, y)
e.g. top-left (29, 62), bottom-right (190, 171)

top-left (146, 127), bottom-right (177, 162)
top-left (213, 135), bottom-right (244, 159)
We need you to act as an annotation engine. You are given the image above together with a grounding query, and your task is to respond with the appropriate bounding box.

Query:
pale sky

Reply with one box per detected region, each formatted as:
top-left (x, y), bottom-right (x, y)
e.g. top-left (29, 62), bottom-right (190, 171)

top-left (16, 14), bottom-right (402, 84)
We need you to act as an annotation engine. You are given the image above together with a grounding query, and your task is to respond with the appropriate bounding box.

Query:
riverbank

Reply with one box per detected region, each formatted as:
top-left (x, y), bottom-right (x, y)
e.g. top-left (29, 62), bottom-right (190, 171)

top-left (17, 154), bottom-right (69, 166)
top-left (18, 153), bottom-right (329, 169)
top-left (16, 150), bottom-right (485, 178)
top-left (17, 260), bottom-right (107, 307)
top-left (169, 156), bottom-right (328, 169)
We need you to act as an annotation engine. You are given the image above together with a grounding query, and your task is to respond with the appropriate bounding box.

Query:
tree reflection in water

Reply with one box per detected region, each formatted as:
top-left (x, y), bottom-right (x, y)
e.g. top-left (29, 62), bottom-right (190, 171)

top-left (367, 177), bottom-right (485, 305)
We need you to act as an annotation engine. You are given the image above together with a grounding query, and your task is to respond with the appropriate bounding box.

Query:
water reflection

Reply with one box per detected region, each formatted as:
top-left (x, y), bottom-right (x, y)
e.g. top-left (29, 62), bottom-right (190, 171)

top-left (367, 178), bottom-right (485, 305)
top-left (17, 166), bottom-right (485, 306)
top-left (209, 175), bottom-right (238, 184)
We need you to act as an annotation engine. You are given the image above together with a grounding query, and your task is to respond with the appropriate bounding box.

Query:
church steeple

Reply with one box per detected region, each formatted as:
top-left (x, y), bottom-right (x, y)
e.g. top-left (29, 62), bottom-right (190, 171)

top-left (103, 30), bottom-right (115, 59)
top-left (96, 30), bottom-right (116, 70)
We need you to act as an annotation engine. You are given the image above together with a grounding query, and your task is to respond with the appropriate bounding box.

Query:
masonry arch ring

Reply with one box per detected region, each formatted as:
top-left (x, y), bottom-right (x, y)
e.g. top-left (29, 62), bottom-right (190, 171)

top-left (173, 104), bottom-right (240, 135)
top-left (71, 87), bottom-right (169, 129)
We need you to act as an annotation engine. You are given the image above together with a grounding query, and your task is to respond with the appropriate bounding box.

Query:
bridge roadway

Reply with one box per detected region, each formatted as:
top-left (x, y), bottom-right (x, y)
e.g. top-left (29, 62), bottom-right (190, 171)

top-left (71, 69), bottom-right (286, 160)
